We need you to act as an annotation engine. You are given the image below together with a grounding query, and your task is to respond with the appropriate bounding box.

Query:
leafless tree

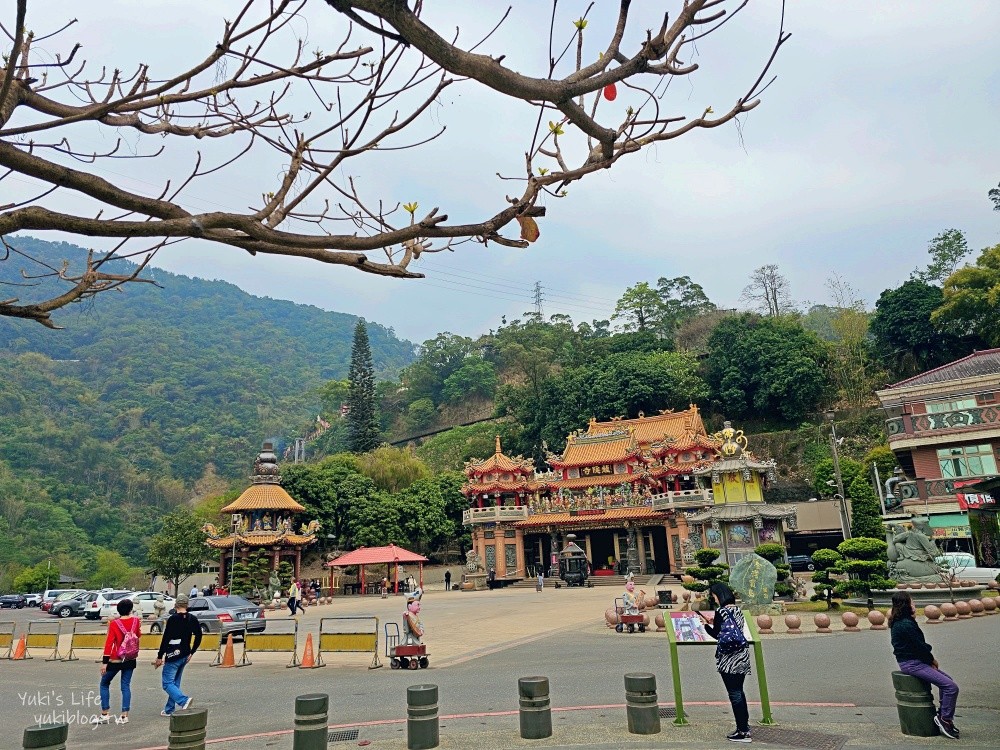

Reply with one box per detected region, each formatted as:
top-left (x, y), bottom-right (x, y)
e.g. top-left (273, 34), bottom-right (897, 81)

top-left (740, 263), bottom-right (793, 317)
top-left (1, 0), bottom-right (789, 327)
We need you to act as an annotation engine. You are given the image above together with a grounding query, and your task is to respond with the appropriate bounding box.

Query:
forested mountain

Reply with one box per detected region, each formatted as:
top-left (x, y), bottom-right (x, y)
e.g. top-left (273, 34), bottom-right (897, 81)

top-left (0, 237), bottom-right (414, 577)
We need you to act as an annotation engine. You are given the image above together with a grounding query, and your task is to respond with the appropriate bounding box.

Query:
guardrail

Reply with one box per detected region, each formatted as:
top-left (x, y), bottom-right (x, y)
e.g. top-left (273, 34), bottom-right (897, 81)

top-left (0, 620), bottom-right (15, 658)
top-left (242, 620), bottom-right (299, 667)
top-left (462, 506), bottom-right (530, 525)
top-left (25, 621), bottom-right (62, 661)
top-left (318, 616), bottom-right (381, 669)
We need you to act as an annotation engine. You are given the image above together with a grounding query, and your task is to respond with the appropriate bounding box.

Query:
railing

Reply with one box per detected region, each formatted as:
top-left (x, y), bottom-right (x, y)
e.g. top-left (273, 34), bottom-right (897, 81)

top-left (462, 506), bottom-right (529, 525)
top-left (894, 477), bottom-right (985, 502)
top-left (650, 489), bottom-right (713, 510)
top-left (886, 405), bottom-right (1000, 443)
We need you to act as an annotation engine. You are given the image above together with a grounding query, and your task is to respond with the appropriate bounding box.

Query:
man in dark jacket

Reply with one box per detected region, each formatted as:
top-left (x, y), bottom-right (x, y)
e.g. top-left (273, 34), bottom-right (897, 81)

top-left (153, 594), bottom-right (202, 717)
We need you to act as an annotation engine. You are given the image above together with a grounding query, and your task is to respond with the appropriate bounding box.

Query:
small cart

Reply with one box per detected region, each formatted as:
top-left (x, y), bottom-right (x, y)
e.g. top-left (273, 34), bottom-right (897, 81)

top-left (614, 596), bottom-right (645, 633)
top-left (384, 622), bottom-right (430, 669)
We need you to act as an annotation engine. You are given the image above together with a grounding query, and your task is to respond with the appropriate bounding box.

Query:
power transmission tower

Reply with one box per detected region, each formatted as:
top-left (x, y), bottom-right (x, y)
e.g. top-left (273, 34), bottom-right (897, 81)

top-left (532, 281), bottom-right (545, 320)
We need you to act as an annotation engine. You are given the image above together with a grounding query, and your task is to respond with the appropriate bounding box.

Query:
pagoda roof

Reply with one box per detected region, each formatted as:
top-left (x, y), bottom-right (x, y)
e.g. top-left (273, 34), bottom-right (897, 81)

top-left (464, 436), bottom-right (535, 477)
top-left (586, 405), bottom-right (708, 446)
top-left (515, 506), bottom-right (666, 528)
top-left (326, 544), bottom-right (428, 567)
top-left (462, 479), bottom-right (544, 496)
top-left (687, 503), bottom-right (796, 524)
top-left (548, 429), bottom-right (643, 468)
top-left (655, 431), bottom-right (722, 453)
top-left (692, 454), bottom-right (776, 476)
top-left (205, 531), bottom-right (317, 549)
top-left (547, 473), bottom-right (654, 490)
top-left (221, 484), bottom-right (305, 513)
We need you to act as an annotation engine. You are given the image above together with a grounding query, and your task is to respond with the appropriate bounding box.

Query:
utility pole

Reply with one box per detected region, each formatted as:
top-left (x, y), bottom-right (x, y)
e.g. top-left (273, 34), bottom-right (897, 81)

top-left (826, 410), bottom-right (851, 539)
top-left (532, 281), bottom-right (545, 320)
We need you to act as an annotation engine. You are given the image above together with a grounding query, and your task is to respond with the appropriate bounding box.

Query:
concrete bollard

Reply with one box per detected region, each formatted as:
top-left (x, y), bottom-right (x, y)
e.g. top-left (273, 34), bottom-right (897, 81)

top-left (624, 672), bottom-right (661, 735)
top-left (294, 693), bottom-right (329, 750)
top-left (168, 708), bottom-right (209, 750)
top-left (407, 684), bottom-right (439, 750)
top-left (22, 723), bottom-right (68, 750)
top-left (892, 671), bottom-right (938, 737)
top-left (518, 676), bottom-right (553, 739)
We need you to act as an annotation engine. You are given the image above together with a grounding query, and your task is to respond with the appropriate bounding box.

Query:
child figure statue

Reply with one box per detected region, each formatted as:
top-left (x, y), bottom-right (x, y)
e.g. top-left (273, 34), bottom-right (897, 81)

top-left (402, 588), bottom-right (425, 646)
top-left (622, 573), bottom-right (641, 616)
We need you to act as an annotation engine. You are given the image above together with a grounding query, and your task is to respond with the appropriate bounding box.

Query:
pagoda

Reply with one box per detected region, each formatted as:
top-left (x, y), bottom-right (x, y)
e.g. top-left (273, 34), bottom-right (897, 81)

top-left (203, 442), bottom-right (320, 581)
top-left (685, 421), bottom-right (796, 568)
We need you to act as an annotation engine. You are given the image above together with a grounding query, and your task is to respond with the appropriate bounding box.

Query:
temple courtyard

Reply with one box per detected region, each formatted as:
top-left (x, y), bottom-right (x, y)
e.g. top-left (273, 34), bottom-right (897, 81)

top-left (2, 585), bottom-right (998, 748)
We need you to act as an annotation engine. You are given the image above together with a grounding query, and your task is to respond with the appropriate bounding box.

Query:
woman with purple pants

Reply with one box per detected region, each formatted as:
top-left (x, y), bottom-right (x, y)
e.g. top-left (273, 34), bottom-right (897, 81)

top-left (888, 591), bottom-right (960, 739)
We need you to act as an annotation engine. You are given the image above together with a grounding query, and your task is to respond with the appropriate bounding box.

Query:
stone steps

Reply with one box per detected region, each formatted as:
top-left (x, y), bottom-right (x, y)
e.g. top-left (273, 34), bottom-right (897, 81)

top-left (511, 574), bottom-right (685, 589)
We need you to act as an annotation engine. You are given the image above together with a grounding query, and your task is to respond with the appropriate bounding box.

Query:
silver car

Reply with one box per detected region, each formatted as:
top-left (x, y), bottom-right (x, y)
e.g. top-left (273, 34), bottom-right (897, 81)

top-left (148, 595), bottom-right (266, 638)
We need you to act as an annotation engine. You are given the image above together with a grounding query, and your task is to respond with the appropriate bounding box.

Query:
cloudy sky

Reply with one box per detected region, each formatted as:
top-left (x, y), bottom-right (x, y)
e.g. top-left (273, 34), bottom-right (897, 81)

top-left (15, 1), bottom-right (1000, 344)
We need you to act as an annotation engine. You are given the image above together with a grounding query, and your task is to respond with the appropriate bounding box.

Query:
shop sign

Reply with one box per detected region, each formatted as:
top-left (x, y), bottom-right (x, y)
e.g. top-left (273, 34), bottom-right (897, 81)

top-left (954, 480), bottom-right (996, 510)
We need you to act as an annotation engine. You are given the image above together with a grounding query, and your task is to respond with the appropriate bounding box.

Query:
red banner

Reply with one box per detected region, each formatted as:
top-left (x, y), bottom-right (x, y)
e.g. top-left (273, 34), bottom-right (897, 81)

top-left (954, 479), bottom-right (996, 510)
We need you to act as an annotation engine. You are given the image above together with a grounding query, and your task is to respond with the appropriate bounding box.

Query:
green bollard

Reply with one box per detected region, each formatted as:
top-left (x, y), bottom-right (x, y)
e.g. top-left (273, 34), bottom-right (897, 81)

top-left (293, 693), bottom-right (329, 750)
top-left (407, 684), bottom-right (439, 750)
top-left (892, 671), bottom-right (938, 737)
top-left (518, 676), bottom-right (552, 739)
top-left (168, 708), bottom-right (208, 750)
top-left (624, 672), bottom-right (661, 735)
top-left (22, 723), bottom-right (68, 750)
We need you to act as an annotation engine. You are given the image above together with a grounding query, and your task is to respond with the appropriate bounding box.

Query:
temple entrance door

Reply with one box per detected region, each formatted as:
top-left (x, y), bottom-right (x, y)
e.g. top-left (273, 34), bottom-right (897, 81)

top-left (588, 530), bottom-right (615, 573)
top-left (648, 526), bottom-right (669, 574)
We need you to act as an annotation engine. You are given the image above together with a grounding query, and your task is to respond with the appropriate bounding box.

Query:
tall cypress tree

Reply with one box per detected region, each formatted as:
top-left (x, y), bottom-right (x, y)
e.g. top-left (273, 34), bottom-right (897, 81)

top-left (347, 319), bottom-right (380, 453)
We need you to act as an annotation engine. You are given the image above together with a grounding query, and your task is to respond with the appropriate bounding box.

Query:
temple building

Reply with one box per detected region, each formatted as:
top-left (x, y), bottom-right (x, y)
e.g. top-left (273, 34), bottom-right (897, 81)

top-left (462, 407), bottom-right (795, 580)
top-left (203, 442), bottom-right (320, 581)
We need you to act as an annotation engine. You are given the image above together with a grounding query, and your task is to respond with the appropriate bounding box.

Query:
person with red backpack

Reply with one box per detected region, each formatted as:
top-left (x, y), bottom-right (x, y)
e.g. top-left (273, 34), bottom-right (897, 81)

top-left (95, 598), bottom-right (142, 725)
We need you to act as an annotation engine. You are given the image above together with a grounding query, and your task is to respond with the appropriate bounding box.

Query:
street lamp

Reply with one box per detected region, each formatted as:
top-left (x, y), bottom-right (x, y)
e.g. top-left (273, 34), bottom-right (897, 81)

top-left (826, 410), bottom-right (851, 540)
top-left (45, 559), bottom-right (51, 590)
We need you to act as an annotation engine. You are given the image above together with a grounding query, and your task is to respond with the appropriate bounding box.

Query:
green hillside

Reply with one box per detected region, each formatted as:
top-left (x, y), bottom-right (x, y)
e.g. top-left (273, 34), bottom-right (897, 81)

top-left (0, 237), bottom-right (414, 578)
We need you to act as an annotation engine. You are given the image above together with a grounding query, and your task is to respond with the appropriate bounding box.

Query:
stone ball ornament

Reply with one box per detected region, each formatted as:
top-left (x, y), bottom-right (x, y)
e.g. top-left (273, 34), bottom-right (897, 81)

top-left (841, 611), bottom-right (860, 632)
top-left (923, 605), bottom-right (942, 624)
top-left (813, 613), bottom-right (831, 633)
top-left (954, 601), bottom-right (972, 619)
top-left (867, 610), bottom-right (887, 630)
top-left (783, 614), bottom-right (801, 634)
top-left (756, 615), bottom-right (773, 634)
top-left (968, 599), bottom-right (984, 617)
top-left (940, 602), bottom-right (958, 620)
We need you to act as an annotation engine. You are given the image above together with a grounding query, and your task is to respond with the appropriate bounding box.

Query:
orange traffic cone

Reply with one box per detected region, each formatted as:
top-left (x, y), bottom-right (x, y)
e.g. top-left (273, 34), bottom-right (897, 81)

top-left (299, 632), bottom-right (321, 669)
top-left (218, 634), bottom-right (236, 668)
top-left (11, 633), bottom-right (27, 660)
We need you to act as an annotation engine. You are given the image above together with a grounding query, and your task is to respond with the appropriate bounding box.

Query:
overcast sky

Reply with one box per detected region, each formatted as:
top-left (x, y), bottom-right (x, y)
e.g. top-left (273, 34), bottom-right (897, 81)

top-left (16, 1), bottom-right (1000, 344)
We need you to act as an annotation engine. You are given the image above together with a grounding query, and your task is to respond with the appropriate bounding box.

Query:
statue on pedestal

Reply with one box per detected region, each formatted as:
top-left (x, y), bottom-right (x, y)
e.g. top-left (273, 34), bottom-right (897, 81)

top-left (622, 573), bottom-right (641, 616)
top-left (267, 570), bottom-right (282, 600)
top-left (402, 589), bottom-right (425, 646)
top-left (887, 517), bottom-right (943, 583)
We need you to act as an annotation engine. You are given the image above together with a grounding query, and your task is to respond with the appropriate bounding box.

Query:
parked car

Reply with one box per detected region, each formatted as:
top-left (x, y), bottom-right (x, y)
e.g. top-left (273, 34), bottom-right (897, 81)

top-left (0, 594), bottom-right (27, 609)
top-left (40, 589), bottom-right (85, 612)
top-left (148, 595), bottom-right (266, 638)
top-left (24, 593), bottom-right (42, 607)
top-left (85, 590), bottom-right (133, 620)
top-left (115, 591), bottom-right (175, 618)
top-left (937, 552), bottom-right (1000, 584)
top-left (786, 554), bottom-right (816, 572)
top-left (49, 591), bottom-right (97, 619)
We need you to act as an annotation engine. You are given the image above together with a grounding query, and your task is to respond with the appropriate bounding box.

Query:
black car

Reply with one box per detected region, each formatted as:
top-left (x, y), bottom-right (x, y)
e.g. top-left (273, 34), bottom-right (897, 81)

top-left (786, 554), bottom-right (815, 572)
top-left (0, 594), bottom-right (27, 609)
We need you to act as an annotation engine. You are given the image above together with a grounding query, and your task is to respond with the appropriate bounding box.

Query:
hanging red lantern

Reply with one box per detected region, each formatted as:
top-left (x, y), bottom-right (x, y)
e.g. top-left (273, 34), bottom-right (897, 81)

top-left (603, 83), bottom-right (617, 101)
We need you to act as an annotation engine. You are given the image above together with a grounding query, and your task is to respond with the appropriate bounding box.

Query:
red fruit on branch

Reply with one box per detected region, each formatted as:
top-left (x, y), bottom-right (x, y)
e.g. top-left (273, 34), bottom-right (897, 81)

top-left (603, 83), bottom-right (617, 101)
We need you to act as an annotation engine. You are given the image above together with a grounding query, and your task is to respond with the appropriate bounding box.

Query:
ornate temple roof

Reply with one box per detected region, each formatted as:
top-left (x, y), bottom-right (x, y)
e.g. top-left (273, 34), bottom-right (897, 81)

top-left (464, 436), bottom-right (535, 477)
top-left (463, 479), bottom-right (545, 495)
top-left (220, 442), bottom-right (305, 513)
top-left (204, 530), bottom-right (318, 549)
top-left (586, 405), bottom-right (708, 446)
top-left (546, 472), bottom-right (655, 490)
top-left (686, 503), bottom-right (797, 525)
top-left (690, 421), bottom-right (777, 481)
top-left (515, 506), bottom-right (666, 528)
top-left (547, 428), bottom-right (643, 468)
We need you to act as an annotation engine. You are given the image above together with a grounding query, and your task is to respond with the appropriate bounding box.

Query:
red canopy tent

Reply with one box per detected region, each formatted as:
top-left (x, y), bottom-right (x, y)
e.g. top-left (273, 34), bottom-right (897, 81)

top-left (325, 544), bottom-right (428, 595)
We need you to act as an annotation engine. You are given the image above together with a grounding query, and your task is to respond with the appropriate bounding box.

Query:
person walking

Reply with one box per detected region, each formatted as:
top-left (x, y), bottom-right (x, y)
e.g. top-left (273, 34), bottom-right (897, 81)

top-left (536, 569), bottom-right (544, 592)
top-left (153, 594), bottom-right (201, 718)
top-left (94, 598), bottom-right (141, 725)
top-left (287, 580), bottom-right (306, 616)
top-left (189, 584), bottom-right (198, 598)
top-left (698, 582), bottom-right (753, 743)
top-left (444, 570), bottom-right (451, 591)
top-left (889, 591), bottom-right (961, 739)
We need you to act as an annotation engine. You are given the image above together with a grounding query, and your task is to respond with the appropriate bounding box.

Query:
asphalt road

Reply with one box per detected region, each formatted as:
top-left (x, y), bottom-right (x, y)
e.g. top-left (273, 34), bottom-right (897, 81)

top-left (2, 594), bottom-right (997, 749)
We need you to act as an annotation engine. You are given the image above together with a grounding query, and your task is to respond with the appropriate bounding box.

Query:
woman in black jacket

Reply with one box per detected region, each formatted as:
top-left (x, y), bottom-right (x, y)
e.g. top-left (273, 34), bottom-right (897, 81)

top-left (888, 591), bottom-right (960, 739)
top-left (698, 582), bottom-right (753, 743)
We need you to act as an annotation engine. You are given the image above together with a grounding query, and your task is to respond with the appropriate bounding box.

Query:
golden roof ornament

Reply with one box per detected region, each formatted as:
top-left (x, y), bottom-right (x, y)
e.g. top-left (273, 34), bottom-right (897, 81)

top-left (715, 421), bottom-right (748, 458)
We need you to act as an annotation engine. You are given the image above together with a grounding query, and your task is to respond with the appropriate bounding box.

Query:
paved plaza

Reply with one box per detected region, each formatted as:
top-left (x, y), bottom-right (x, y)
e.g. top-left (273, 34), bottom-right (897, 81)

top-left (2, 586), bottom-right (997, 749)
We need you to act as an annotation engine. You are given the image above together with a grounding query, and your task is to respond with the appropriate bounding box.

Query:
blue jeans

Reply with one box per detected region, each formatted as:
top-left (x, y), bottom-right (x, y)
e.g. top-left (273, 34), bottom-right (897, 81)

top-left (898, 659), bottom-right (959, 722)
top-left (720, 671), bottom-right (750, 733)
top-left (99, 663), bottom-right (133, 712)
top-left (161, 658), bottom-right (189, 714)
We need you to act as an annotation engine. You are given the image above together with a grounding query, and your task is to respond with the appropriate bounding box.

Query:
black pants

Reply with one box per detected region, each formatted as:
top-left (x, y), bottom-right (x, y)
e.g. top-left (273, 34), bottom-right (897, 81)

top-left (720, 671), bottom-right (749, 733)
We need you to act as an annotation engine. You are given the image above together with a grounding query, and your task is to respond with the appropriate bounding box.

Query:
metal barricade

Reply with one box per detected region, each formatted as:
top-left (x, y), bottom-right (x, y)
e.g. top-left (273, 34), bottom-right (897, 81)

top-left (318, 616), bottom-right (381, 669)
top-left (65, 621), bottom-right (107, 661)
top-left (242, 620), bottom-right (299, 667)
top-left (0, 621), bottom-right (15, 659)
top-left (25, 621), bottom-right (63, 661)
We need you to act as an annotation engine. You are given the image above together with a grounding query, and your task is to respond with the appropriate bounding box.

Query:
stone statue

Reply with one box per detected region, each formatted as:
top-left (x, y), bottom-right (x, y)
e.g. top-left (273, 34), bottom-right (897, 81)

top-left (402, 589), bottom-right (425, 646)
top-left (621, 573), bottom-right (642, 616)
top-left (267, 570), bottom-right (281, 600)
top-left (887, 517), bottom-right (942, 583)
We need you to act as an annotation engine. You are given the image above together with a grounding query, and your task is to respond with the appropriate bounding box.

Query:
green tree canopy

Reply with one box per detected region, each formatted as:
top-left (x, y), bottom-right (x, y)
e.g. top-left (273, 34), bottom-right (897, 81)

top-left (613, 282), bottom-right (664, 334)
top-left (347, 320), bottom-right (381, 452)
top-left (441, 358), bottom-right (497, 404)
top-left (705, 314), bottom-right (828, 423)
top-left (281, 456), bottom-right (376, 545)
top-left (932, 244), bottom-right (1000, 346)
top-left (146, 510), bottom-right (208, 593)
top-left (13, 561), bottom-right (60, 593)
top-left (355, 445), bottom-right (430, 493)
top-left (915, 228), bottom-right (971, 284)
top-left (848, 474), bottom-right (884, 539)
